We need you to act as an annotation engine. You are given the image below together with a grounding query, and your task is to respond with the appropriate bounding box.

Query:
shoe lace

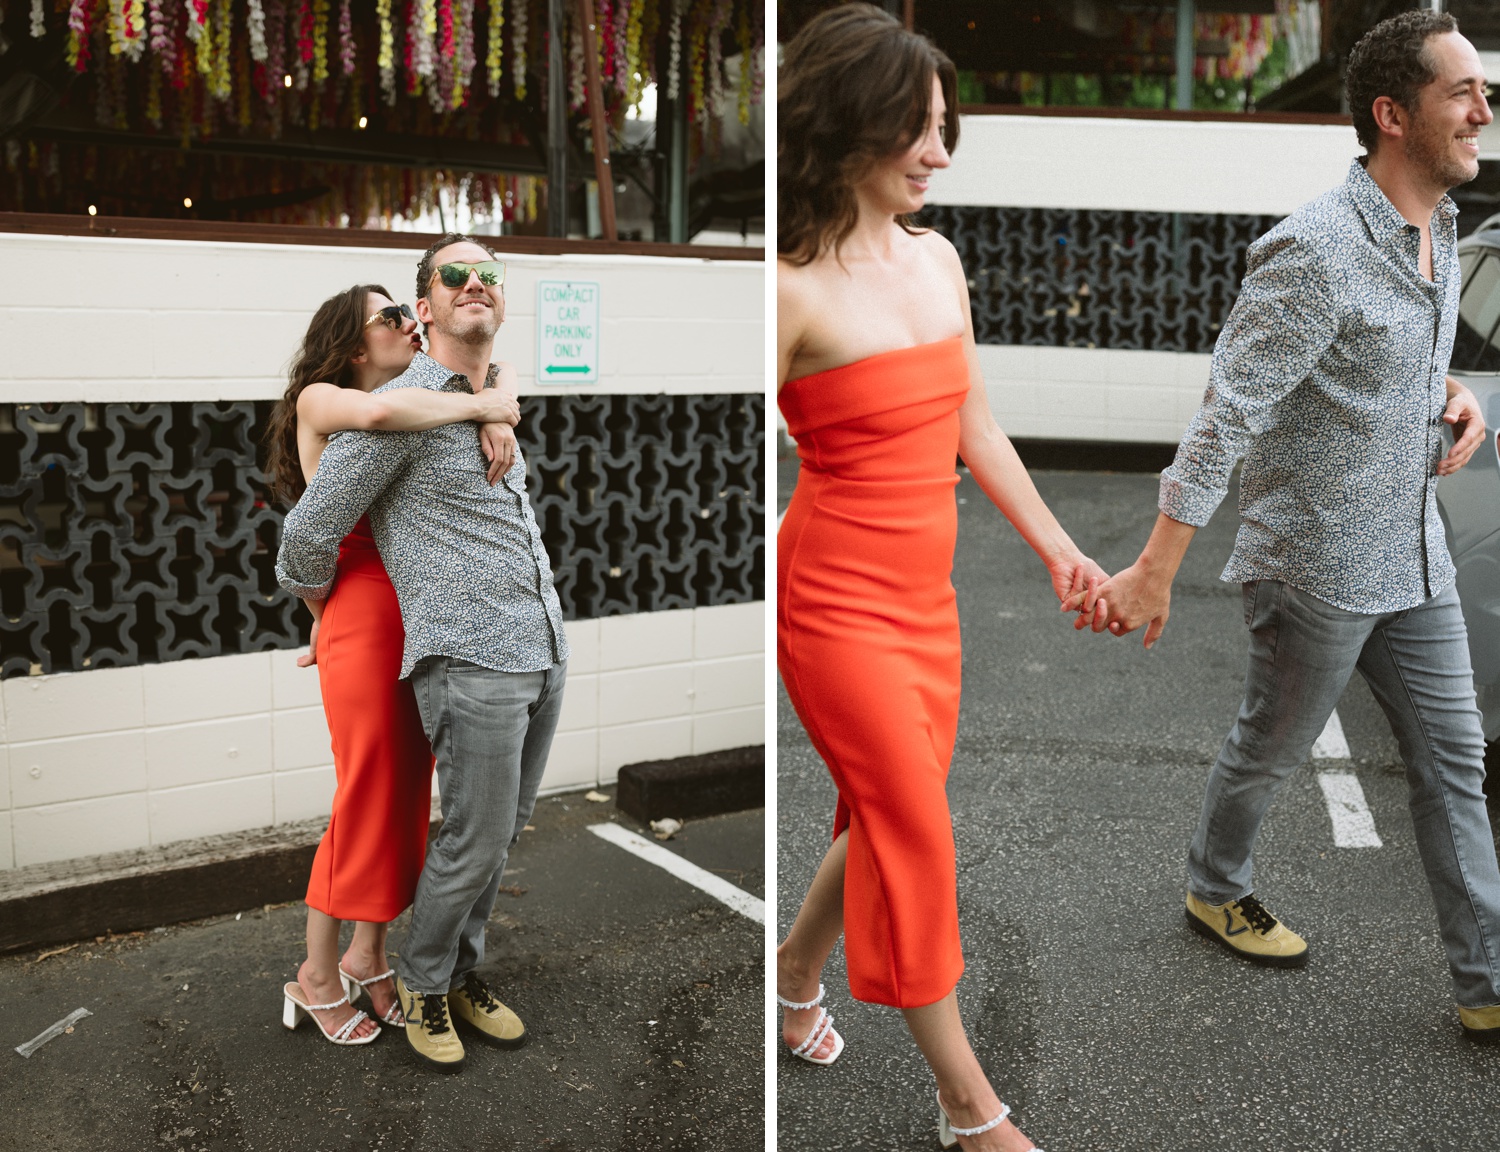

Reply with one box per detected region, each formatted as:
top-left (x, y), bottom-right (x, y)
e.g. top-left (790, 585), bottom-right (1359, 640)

top-left (1232, 894), bottom-right (1278, 935)
top-left (462, 973), bottom-right (500, 1013)
top-left (420, 993), bottom-right (453, 1035)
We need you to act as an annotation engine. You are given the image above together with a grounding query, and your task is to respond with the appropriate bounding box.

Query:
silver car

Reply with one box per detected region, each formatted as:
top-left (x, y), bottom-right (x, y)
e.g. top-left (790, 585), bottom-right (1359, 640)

top-left (1437, 216), bottom-right (1500, 751)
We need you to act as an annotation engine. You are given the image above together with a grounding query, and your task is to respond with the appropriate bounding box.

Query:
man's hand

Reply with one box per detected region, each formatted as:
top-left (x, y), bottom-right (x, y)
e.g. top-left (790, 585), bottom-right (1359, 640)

top-left (479, 422), bottom-right (518, 484)
top-left (1088, 562), bottom-right (1173, 648)
top-left (1440, 379), bottom-right (1486, 476)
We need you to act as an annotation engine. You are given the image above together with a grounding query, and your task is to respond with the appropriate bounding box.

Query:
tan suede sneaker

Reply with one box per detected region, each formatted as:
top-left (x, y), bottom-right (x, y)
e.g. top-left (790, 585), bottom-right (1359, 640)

top-left (448, 972), bottom-right (527, 1048)
top-left (1185, 891), bottom-right (1309, 968)
top-left (1457, 1002), bottom-right (1500, 1042)
top-left (396, 975), bottom-right (466, 1072)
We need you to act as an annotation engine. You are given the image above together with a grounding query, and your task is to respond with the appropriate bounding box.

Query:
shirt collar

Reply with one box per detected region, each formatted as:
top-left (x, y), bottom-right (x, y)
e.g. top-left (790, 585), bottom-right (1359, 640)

top-left (1346, 157), bottom-right (1457, 243)
top-left (411, 350), bottom-right (500, 392)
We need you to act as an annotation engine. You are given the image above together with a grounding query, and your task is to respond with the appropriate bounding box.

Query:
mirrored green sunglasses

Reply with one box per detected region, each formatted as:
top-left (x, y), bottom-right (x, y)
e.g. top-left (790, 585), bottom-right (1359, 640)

top-left (433, 260), bottom-right (506, 288)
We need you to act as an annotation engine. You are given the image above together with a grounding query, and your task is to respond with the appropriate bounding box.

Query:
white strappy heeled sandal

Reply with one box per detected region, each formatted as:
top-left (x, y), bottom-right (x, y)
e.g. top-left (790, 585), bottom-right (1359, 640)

top-left (937, 1092), bottom-right (1044, 1150)
top-left (776, 982), bottom-right (845, 1066)
top-left (281, 982), bottom-right (380, 1045)
top-left (339, 965), bottom-right (405, 1025)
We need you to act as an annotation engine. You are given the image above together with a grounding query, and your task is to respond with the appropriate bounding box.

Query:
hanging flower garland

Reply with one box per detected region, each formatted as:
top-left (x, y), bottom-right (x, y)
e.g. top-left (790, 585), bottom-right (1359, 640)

top-left (148, 0), bottom-right (175, 75)
top-left (264, 0), bottom-right (286, 106)
top-left (29, 0), bottom-right (45, 39)
top-left (686, 0), bottom-right (706, 124)
top-left (295, 0), bottom-right (313, 67)
top-left (451, 0), bottom-right (476, 109)
top-left (623, 0), bottom-right (644, 108)
top-left (665, 0), bottom-right (681, 102)
top-left (66, 0), bottom-right (92, 72)
top-left (510, 0), bottom-right (526, 100)
top-left (705, 0), bottom-right (729, 124)
top-left (612, 0), bottom-right (630, 99)
top-left (567, 12), bottom-right (584, 111)
top-left (311, 0), bottom-right (329, 85)
top-left (734, 0), bottom-right (749, 126)
top-left (18, 0), bottom-right (766, 221)
top-left (146, 59), bottom-right (163, 124)
top-left (431, 0), bottom-right (455, 111)
top-left (247, 0), bottom-right (266, 61)
top-left (484, 0), bottom-right (503, 97)
top-left (212, 0), bottom-right (232, 98)
top-left (109, 0), bottom-right (148, 62)
top-left (184, 0), bottom-right (206, 43)
top-left (377, 0), bottom-right (396, 103)
top-left (338, 0), bottom-right (354, 76)
top-left (194, 0), bottom-right (213, 80)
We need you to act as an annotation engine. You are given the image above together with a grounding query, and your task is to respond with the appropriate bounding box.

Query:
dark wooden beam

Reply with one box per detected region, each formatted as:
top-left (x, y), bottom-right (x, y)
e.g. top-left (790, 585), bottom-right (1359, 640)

top-left (0, 211), bottom-right (766, 260)
top-left (577, 0), bottom-right (619, 241)
top-left (23, 108), bottom-right (545, 175)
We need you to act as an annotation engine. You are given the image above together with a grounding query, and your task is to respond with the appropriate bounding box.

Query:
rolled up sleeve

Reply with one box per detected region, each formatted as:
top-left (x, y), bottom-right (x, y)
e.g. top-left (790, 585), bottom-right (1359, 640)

top-left (275, 428), bottom-right (413, 599)
top-left (1159, 232), bottom-right (1339, 526)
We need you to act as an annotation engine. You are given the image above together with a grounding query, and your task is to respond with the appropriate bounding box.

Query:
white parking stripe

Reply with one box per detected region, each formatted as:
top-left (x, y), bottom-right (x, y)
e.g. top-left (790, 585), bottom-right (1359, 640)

top-left (588, 823), bottom-right (766, 924)
top-left (1310, 709), bottom-right (1352, 759)
top-left (1317, 772), bottom-right (1383, 848)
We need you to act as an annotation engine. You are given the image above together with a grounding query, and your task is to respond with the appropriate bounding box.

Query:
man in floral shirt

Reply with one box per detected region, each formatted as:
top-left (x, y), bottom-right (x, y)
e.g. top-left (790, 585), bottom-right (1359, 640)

top-left (1083, 12), bottom-right (1500, 1040)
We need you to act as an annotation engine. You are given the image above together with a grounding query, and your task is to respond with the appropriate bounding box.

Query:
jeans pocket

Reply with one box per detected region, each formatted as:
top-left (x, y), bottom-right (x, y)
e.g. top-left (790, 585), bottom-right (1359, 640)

top-left (1245, 579), bottom-right (1284, 665)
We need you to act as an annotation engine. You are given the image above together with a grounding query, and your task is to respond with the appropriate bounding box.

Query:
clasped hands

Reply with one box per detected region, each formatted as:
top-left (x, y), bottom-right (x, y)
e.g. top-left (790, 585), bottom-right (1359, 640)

top-left (1056, 557), bottom-right (1173, 650)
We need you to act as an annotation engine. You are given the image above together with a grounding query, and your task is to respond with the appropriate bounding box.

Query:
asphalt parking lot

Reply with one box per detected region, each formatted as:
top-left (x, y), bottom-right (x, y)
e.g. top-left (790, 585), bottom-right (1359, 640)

top-left (1, 796), bottom-right (763, 1152)
top-left (777, 460), bottom-right (1500, 1152)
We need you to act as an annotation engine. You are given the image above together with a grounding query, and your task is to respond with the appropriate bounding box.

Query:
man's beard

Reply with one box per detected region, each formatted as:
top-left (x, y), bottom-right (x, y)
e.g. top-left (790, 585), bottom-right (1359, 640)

top-left (435, 301), bottom-right (501, 345)
top-left (1406, 109), bottom-right (1479, 191)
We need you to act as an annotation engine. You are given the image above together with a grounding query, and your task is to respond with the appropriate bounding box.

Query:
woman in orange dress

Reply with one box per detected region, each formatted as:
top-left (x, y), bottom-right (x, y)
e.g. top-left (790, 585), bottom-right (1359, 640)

top-left (776, 7), bottom-right (1107, 1148)
top-left (264, 285), bottom-right (521, 1045)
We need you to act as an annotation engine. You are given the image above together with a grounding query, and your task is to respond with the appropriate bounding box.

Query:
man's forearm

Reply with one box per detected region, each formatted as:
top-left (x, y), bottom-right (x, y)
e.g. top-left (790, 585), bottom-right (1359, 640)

top-left (275, 499), bottom-right (342, 599)
top-left (274, 429), bottom-right (409, 598)
top-left (1138, 512), bottom-right (1198, 586)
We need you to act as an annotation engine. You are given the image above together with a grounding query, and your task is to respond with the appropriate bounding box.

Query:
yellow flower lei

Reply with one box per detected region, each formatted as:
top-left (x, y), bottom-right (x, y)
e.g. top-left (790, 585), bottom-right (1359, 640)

top-left (486, 0), bottom-right (503, 96)
top-left (312, 0), bottom-right (329, 84)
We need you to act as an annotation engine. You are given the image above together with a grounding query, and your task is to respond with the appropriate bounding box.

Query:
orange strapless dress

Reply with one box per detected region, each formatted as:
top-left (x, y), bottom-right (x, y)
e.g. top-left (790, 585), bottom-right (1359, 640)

top-left (778, 336), bottom-right (970, 1008)
top-left (305, 515), bottom-right (434, 923)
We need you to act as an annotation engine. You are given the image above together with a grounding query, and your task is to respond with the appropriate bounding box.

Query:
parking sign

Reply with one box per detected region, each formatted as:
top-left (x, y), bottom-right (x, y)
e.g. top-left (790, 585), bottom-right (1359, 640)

top-left (536, 280), bottom-right (600, 384)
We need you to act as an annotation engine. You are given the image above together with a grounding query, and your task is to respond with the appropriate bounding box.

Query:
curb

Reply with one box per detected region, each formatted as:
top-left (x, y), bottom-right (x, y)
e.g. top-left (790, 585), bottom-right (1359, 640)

top-left (615, 745), bottom-right (764, 822)
top-left (0, 748), bottom-right (766, 955)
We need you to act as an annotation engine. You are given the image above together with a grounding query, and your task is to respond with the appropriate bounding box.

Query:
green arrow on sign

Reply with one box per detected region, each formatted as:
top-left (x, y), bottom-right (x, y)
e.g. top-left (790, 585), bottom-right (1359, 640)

top-left (545, 365), bottom-right (591, 374)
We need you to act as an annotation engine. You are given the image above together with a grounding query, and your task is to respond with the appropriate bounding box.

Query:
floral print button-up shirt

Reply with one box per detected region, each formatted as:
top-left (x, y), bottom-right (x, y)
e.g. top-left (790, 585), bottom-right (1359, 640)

top-left (276, 352), bottom-right (569, 679)
top-left (1159, 158), bottom-right (1459, 613)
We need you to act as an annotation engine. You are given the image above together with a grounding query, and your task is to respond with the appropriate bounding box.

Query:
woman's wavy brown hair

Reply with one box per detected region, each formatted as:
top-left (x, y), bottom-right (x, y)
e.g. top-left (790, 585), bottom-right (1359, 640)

top-left (779, 3), bottom-right (958, 265)
top-left (262, 284), bottom-right (391, 508)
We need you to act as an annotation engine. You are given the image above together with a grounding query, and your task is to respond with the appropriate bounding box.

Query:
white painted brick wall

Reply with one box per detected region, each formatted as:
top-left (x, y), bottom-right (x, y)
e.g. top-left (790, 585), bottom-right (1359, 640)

top-left (932, 114), bottom-right (1360, 216)
top-left (976, 345), bottom-right (1211, 445)
top-left (0, 601), bottom-right (763, 869)
top-left (0, 233), bottom-right (763, 401)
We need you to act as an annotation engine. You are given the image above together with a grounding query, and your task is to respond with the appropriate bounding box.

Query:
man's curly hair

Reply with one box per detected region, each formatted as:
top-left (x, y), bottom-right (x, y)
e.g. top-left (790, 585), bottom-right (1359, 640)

top-left (1346, 10), bottom-right (1460, 153)
top-left (778, 3), bottom-right (958, 265)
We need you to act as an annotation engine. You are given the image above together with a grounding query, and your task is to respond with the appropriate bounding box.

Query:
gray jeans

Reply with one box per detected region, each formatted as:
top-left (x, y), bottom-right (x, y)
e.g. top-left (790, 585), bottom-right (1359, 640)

top-left (399, 656), bottom-right (567, 994)
top-left (1188, 580), bottom-right (1500, 1008)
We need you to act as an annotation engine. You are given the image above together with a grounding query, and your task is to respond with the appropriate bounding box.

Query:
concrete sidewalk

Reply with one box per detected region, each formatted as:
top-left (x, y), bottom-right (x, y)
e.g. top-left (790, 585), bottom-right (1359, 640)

top-left (1, 796), bottom-right (764, 1152)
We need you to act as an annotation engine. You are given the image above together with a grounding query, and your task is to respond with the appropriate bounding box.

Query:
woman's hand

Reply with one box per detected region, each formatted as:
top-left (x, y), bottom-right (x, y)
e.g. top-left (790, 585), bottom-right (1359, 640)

top-left (480, 422), bottom-right (518, 484)
top-left (296, 598), bottom-right (326, 667)
top-left (475, 391), bottom-right (521, 427)
top-left (1047, 550), bottom-right (1110, 630)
